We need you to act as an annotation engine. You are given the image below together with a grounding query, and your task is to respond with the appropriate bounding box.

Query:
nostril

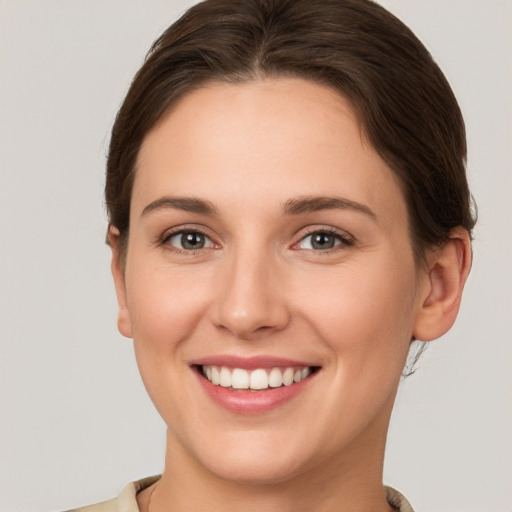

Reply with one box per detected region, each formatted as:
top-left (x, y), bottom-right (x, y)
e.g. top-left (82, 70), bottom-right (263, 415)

top-left (216, 322), bottom-right (281, 341)
top-left (255, 325), bottom-right (274, 332)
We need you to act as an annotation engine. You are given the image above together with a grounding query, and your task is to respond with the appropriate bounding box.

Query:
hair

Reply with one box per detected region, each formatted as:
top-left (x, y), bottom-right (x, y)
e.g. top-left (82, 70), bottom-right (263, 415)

top-left (105, 0), bottom-right (476, 264)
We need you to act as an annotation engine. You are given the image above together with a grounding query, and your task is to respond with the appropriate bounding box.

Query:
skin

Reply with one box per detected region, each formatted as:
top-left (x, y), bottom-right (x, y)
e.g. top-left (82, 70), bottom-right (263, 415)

top-left (110, 78), bottom-right (471, 512)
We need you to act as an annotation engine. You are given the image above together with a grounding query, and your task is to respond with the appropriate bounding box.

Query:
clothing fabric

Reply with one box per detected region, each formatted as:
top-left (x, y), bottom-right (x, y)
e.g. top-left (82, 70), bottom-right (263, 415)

top-left (66, 476), bottom-right (415, 512)
top-left (384, 485), bottom-right (416, 512)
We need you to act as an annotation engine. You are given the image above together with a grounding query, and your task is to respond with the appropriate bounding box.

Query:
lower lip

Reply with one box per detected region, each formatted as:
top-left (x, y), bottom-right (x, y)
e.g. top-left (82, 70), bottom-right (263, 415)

top-left (195, 369), bottom-right (315, 414)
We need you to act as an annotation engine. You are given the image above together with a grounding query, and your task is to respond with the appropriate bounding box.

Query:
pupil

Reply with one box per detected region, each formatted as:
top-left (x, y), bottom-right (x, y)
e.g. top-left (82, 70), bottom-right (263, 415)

top-left (312, 233), bottom-right (334, 249)
top-left (182, 232), bottom-right (205, 250)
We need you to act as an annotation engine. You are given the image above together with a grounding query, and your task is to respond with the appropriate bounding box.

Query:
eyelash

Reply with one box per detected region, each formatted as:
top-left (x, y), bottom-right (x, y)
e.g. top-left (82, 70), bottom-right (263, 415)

top-left (158, 227), bottom-right (354, 254)
top-left (158, 226), bottom-right (217, 254)
top-left (292, 227), bottom-right (354, 253)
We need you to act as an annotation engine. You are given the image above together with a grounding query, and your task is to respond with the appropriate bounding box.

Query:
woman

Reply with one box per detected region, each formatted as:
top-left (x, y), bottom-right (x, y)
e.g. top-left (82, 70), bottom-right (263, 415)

top-left (3, 0), bottom-right (481, 510)
top-left (93, 0), bottom-right (475, 510)
top-left (62, 0), bottom-right (477, 510)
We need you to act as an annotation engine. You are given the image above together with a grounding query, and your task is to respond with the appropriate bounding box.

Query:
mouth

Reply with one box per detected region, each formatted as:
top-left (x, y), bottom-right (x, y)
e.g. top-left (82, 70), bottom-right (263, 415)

top-left (197, 364), bottom-right (319, 391)
top-left (190, 356), bottom-right (321, 413)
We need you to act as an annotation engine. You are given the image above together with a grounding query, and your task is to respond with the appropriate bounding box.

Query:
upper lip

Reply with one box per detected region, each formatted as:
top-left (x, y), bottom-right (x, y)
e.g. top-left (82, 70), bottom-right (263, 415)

top-left (190, 355), bottom-right (318, 370)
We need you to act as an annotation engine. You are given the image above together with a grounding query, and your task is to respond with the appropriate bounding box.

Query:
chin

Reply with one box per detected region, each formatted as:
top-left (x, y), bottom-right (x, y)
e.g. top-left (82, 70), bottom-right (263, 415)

top-left (202, 450), bottom-right (308, 486)
top-left (175, 426), bottom-right (318, 486)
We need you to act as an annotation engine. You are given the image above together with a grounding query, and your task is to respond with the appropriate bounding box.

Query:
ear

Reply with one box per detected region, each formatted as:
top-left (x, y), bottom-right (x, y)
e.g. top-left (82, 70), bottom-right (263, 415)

top-left (413, 227), bottom-right (472, 341)
top-left (109, 226), bottom-right (133, 339)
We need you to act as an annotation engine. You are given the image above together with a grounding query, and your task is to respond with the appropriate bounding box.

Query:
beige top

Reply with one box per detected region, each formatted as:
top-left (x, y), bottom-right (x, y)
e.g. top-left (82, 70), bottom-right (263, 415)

top-left (66, 475), bottom-right (415, 512)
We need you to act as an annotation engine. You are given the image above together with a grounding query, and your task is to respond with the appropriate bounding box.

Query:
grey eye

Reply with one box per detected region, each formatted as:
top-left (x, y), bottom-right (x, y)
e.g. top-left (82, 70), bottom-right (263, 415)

top-left (311, 233), bottom-right (337, 249)
top-left (298, 232), bottom-right (344, 250)
top-left (168, 231), bottom-right (213, 250)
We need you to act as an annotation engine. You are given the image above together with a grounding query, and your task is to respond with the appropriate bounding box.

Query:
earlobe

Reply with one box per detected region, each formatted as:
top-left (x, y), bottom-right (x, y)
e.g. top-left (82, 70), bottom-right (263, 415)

top-left (108, 227), bottom-right (133, 339)
top-left (413, 227), bottom-right (472, 341)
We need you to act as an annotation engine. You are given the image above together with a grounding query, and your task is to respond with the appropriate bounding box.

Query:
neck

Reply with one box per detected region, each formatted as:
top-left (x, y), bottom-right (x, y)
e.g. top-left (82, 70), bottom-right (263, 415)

top-left (145, 408), bottom-right (395, 512)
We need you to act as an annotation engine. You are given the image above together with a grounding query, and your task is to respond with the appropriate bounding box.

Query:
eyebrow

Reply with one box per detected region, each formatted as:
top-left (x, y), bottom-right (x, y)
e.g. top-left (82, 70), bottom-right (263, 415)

top-left (140, 194), bottom-right (376, 220)
top-left (141, 196), bottom-right (218, 217)
top-left (283, 195), bottom-right (377, 219)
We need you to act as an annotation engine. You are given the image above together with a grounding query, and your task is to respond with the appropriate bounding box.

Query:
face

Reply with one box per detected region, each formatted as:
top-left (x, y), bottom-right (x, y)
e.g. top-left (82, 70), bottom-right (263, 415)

top-left (112, 78), bottom-right (431, 484)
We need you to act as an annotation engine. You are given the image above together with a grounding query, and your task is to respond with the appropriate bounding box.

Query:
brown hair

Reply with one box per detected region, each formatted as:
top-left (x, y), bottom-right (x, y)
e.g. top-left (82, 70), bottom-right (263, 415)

top-left (105, 0), bottom-right (476, 261)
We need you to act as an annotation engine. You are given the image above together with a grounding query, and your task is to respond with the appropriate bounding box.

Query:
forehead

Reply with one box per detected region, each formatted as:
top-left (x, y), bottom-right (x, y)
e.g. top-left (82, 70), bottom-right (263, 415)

top-left (133, 78), bottom-right (407, 224)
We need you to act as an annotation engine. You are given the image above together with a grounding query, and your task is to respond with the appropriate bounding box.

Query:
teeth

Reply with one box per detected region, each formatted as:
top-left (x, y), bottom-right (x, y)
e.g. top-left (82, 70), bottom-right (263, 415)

top-left (231, 368), bottom-right (249, 389)
top-left (250, 369), bottom-right (268, 390)
top-left (301, 367), bottom-right (311, 379)
top-left (268, 368), bottom-right (282, 388)
top-left (283, 367), bottom-right (294, 386)
top-left (202, 365), bottom-right (314, 390)
top-left (219, 367), bottom-right (232, 387)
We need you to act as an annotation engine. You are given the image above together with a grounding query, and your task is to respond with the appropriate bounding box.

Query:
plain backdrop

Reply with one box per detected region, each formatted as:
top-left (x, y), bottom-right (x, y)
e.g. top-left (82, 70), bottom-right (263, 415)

top-left (0, 1), bottom-right (511, 511)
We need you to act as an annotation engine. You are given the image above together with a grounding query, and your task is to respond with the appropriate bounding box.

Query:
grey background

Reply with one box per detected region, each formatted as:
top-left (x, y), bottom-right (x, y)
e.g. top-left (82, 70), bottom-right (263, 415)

top-left (0, 1), bottom-right (510, 511)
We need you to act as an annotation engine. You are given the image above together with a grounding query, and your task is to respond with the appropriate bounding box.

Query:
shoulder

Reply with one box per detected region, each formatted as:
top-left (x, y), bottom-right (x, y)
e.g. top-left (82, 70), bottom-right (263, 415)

top-left (64, 475), bottom-right (161, 512)
top-left (64, 498), bottom-right (117, 512)
top-left (385, 486), bottom-right (415, 512)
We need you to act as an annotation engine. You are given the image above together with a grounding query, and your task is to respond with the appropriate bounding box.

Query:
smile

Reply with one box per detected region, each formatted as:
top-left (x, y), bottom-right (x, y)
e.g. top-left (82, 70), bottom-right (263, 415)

top-left (201, 365), bottom-right (313, 390)
top-left (192, 357), bottom-right (320, 413)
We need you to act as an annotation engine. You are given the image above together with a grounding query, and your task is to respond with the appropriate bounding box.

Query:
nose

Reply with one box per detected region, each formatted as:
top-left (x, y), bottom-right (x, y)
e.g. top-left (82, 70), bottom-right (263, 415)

top-left (212, 249), bottom-right (291, 340)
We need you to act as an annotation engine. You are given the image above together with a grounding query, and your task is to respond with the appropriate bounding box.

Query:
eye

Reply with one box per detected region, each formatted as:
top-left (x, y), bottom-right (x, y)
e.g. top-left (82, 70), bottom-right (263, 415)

top-left (296, 230), bottom-right (352, 251)
top-left (166, 230), bottom-right (215, 251)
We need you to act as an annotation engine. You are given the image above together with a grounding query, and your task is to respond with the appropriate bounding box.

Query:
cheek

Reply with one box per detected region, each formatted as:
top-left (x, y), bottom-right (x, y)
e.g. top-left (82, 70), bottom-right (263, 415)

top-left (126, 259), bottom-right (211, 346)
top-left (293, 261), bottom-right (418, 439)
top-left (298, 256), bottom-right (418, 369)
top-left (124, 259), bottom-right (213, 397)
top-left (125, 264), bottom-right (215, 426)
